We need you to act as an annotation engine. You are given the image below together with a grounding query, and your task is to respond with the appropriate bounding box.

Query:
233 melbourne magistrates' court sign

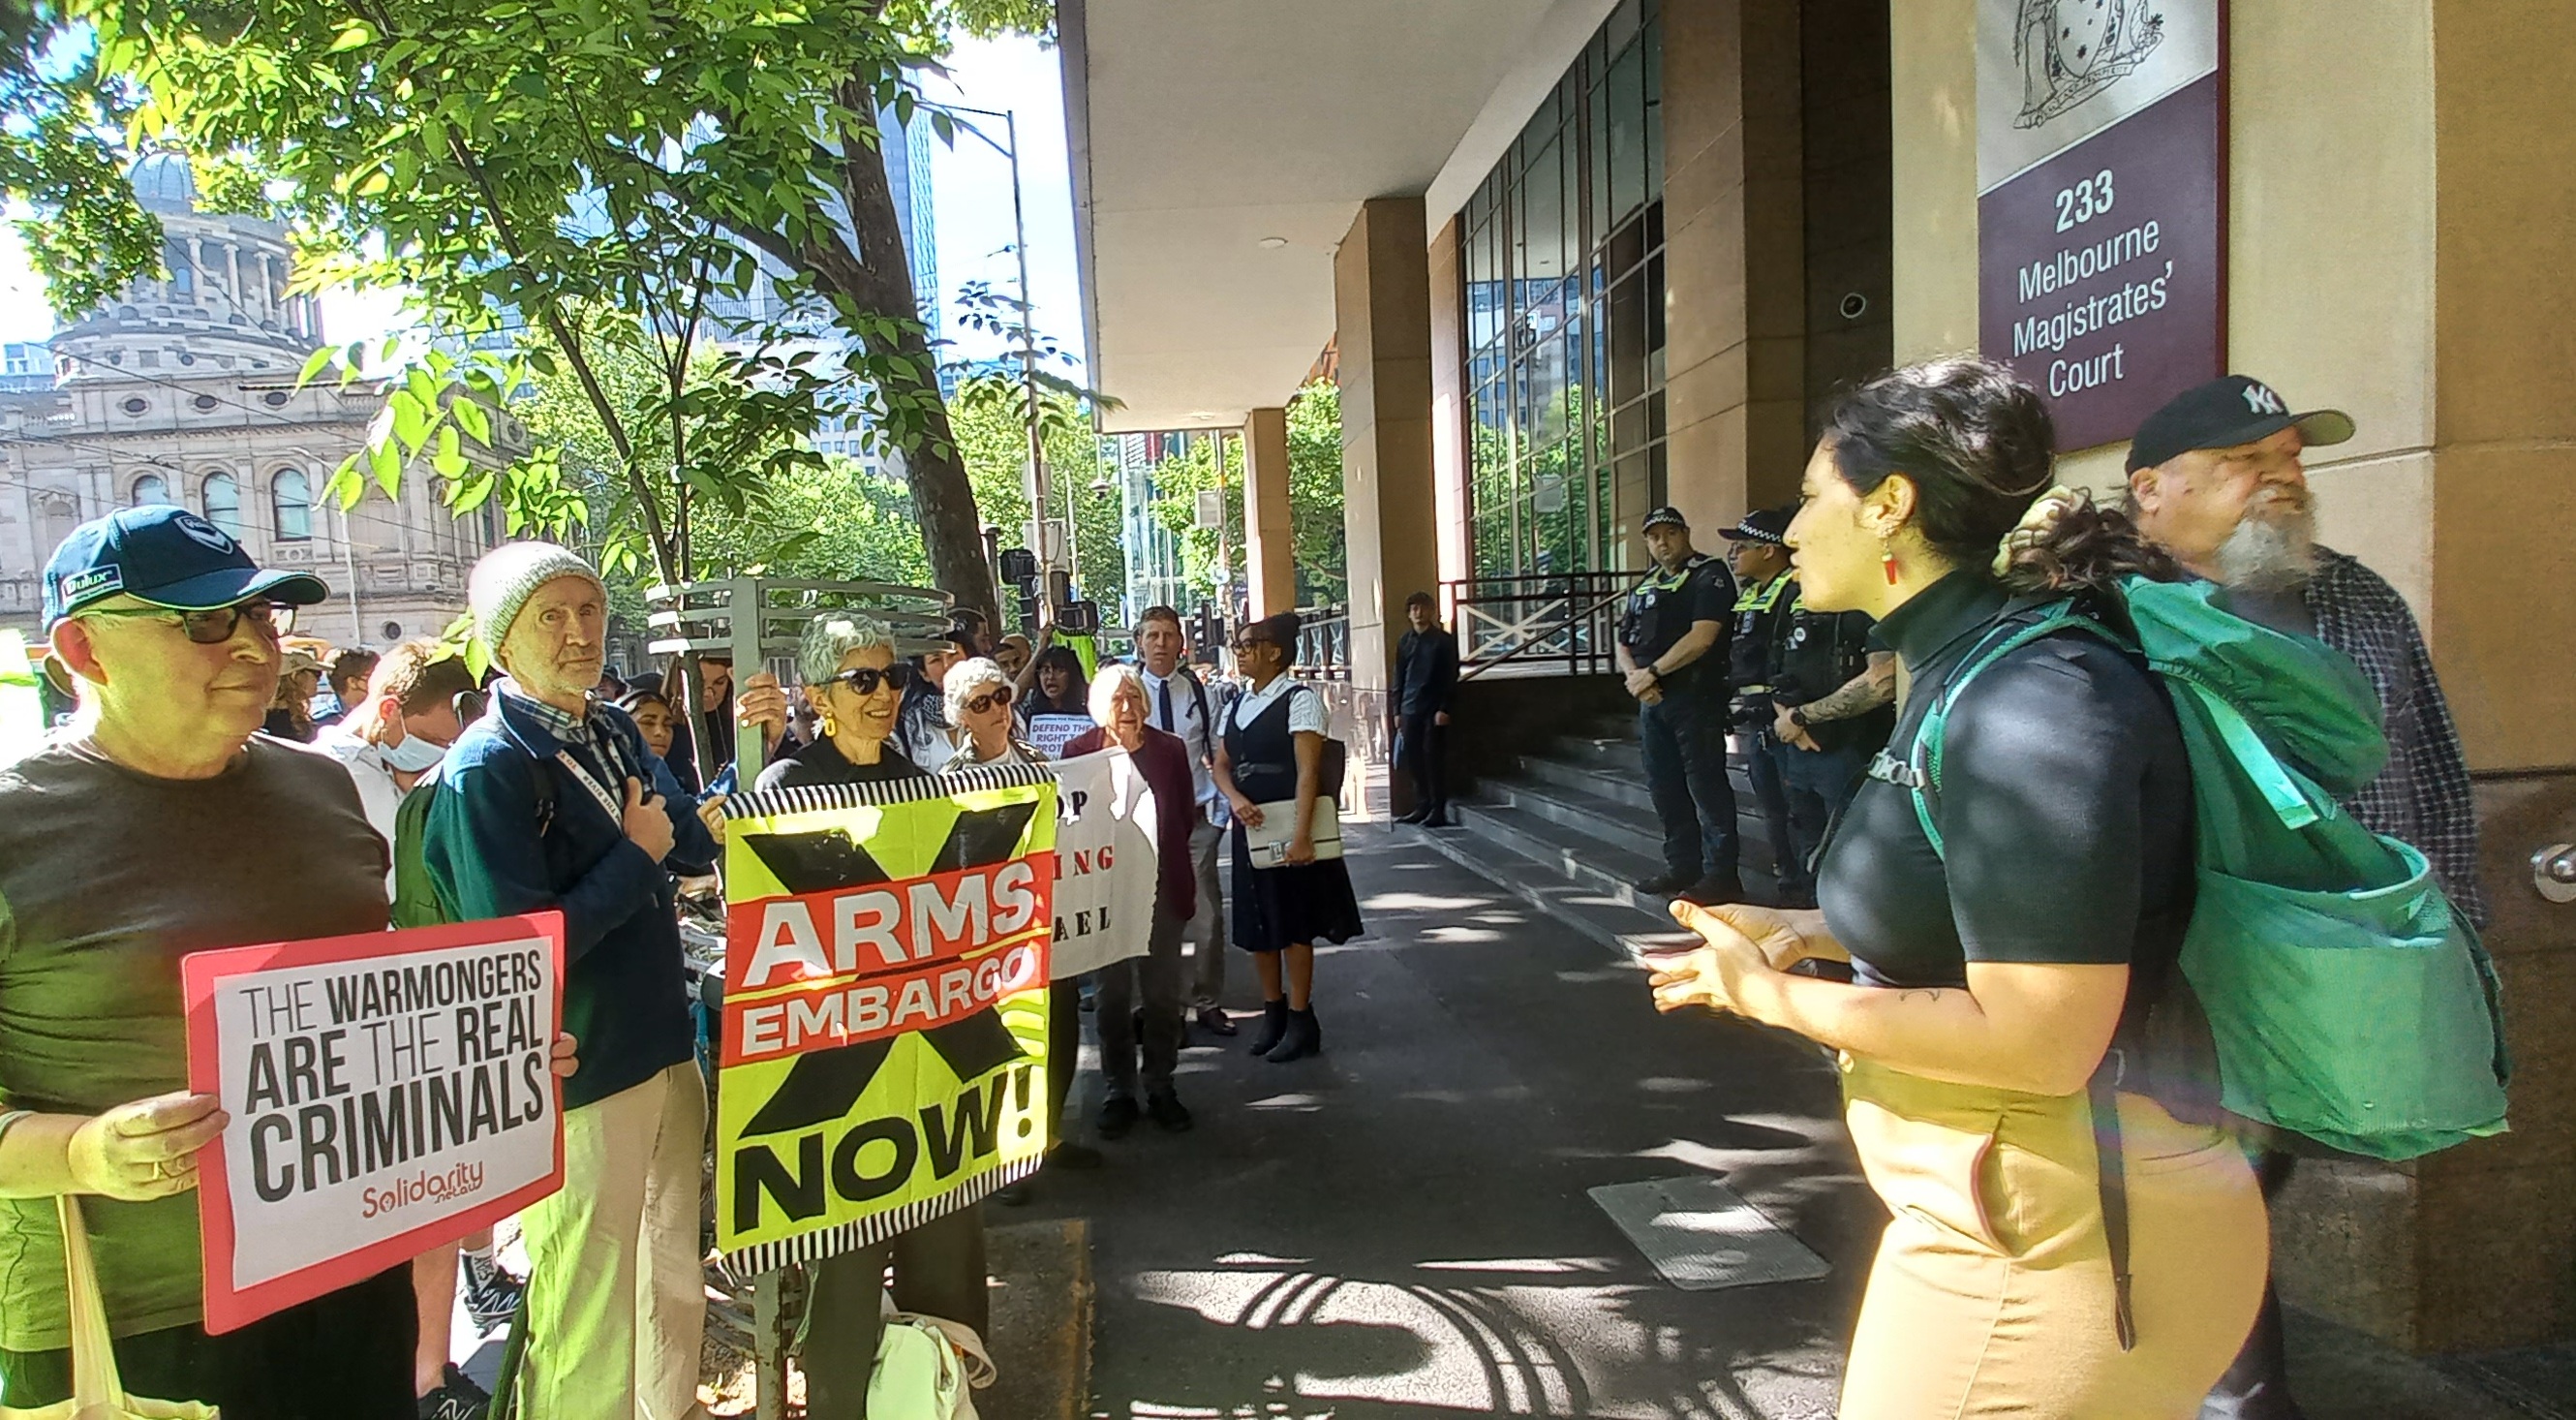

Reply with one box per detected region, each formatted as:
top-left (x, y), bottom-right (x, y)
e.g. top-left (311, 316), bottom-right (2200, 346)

top-left (1979, 0), bottom-right (2223, 449)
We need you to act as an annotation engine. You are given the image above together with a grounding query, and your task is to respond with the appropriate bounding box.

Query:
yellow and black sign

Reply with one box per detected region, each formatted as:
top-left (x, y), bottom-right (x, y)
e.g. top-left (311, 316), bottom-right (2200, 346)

top-left (715, 761), bottom-right (1057, 1275)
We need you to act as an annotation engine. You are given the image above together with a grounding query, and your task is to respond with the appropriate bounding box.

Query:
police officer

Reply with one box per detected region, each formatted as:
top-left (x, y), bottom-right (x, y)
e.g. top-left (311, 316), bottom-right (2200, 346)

top-left (1766, 571), bottom-right (1896, 906)
top-left (1616, 506), bottom-right (1742, 904)
top-left (1719, 508), bottom-right (1804, 905)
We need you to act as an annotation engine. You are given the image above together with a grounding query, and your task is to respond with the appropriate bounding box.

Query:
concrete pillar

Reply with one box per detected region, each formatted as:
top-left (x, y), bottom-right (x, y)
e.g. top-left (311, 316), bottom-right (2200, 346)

top-left (1657, 0), bottom-right (1808, 544)
top-left (1427, 214), bottom-right (1471, 598)
top-left (1241, 407), bottom-right (1296, 619)
top-left (1334, 196), bottom-right (1439, 697)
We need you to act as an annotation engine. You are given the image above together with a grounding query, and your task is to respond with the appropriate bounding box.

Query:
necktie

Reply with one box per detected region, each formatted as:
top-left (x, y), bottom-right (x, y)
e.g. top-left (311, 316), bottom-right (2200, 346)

top-left (1157, 677), bottom-right (1176, 733)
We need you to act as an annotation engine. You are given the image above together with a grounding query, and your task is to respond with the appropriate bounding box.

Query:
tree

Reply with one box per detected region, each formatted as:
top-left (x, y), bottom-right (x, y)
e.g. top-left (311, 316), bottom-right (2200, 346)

top-left (1142, 434), bottom-right (1244, 607)
top-left (71, 0), bottom-right (1044, 622)
top-left (1284, 379), bottom-right (1347, 605)
top-left (945, 379), bottom-right (1125, 615)
top-left (1, 10), bottom-right (160, 318)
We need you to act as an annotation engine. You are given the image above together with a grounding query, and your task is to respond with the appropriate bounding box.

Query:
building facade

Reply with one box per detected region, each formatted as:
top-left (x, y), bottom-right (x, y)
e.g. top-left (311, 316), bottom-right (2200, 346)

top-left (1064, 0), bottom-right (2576, 1355)
top-left (0, 153), bottom-right (522, 649)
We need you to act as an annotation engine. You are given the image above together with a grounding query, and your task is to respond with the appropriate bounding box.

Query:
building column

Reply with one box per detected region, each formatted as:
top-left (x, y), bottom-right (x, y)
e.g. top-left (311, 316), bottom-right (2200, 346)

top-left (1334, 196), bottom-right (1439, 697)
top-left (1659, 0), bottom-right (1808, 541)
top-left (1241, 407), bottom-right (1297, 620)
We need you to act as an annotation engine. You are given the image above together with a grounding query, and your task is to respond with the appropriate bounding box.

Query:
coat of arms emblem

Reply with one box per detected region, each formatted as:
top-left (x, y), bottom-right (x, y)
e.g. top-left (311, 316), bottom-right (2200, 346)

top-left (2012, 0), bottom-right (2165, 129)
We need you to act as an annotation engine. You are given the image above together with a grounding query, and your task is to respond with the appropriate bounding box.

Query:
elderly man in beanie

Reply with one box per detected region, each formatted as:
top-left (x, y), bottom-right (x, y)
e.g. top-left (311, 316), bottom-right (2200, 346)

top-left (0, 507), bottom-right (406, 1416)
top-left (423, 542), bottom-right (778, 1420)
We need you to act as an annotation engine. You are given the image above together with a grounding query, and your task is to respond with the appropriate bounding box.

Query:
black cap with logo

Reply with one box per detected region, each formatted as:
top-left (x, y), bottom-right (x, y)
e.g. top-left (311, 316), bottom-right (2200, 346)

top-left (2126, 375), bottom-right (2356, 473)
top-left (1641, 506), bottom-right (1689, 533)
top-left (1719, 507), bottom-right (1794, 546)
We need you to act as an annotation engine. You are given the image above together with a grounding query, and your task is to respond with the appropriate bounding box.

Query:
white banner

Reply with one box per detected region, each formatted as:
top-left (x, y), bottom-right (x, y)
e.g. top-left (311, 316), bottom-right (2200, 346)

top-left (1049, 749), bottom-right (1164, 978)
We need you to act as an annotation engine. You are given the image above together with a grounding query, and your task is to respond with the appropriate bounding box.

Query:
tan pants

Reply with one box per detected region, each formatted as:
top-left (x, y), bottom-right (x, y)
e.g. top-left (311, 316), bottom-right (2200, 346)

top-left (515, 1061), bottom-right (709, 1420)
top-left (1836, 1055), bottom-right (2267, 1420)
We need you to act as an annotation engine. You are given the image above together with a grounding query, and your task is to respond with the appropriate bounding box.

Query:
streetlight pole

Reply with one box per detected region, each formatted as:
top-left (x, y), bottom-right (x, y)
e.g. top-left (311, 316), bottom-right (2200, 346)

top-left (937, 104), bottom-right (1056, 598)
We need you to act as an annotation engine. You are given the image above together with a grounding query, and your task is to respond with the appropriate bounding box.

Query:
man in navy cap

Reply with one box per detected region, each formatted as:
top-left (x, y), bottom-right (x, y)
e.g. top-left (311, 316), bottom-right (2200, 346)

top-left (1616, 506), bottom-right (1743, 904)
top-left (2129, 376), bottom-right (2485, 1420)
top-left (0, 506), bottom-right (414, 1416)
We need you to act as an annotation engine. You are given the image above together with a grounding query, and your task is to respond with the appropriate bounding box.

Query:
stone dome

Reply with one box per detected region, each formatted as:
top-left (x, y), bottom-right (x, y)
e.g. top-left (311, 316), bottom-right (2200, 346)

top-left (130, 152), bottom-right (198, 215)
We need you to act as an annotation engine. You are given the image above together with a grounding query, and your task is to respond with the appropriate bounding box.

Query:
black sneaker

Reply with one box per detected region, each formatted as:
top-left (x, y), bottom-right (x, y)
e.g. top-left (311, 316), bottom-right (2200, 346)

top-left (1097, 1096), bottom-right (1141, 1140)
top-left (1679, 874), bottom-right (1749, 907)
top-left (1051, 1141), bottom-right (1105, 1170)
top-left (461, 1251), bottom-right (524, 1331)
top-left (1638, 871), bottom-right (1694, 896)
top-left (418, 1364), bottom-right (491, 1420)
top-left (1146, 1092), bottom-right (1194, 1132)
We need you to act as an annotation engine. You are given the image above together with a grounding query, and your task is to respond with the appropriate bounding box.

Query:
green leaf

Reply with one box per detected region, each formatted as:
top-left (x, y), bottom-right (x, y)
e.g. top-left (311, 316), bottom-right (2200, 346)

top-left (434, 424), bottom-right (468, 478)
top-left (328, 20), bottom-right (379, 51)
top-left (369, 438), bottom-right (403, 498)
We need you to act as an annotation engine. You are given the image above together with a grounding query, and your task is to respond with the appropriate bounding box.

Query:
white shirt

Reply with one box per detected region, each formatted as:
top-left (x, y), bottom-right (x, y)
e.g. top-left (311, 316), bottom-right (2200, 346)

top-left (1139, 664), bottom-right (1218, 809)
top-left (315, 726), bottom-right (403, 898)
top-left (1229, 675), bottom-right (1330, 737)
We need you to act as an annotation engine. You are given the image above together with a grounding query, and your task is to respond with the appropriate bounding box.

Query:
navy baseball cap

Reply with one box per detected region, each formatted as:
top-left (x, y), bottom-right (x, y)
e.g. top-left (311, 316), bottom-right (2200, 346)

top-left (42, 504), bottom-right (329, 631)
top-left (1719, 507), bottom-right (1794, 545)
top-left (2127, 376), bottom-right (2355, 473)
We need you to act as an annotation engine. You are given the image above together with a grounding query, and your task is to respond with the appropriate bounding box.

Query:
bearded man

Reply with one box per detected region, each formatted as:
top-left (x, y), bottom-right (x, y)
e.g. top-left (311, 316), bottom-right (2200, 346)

top-left (2127, 375), bottom-right (2487, 1420)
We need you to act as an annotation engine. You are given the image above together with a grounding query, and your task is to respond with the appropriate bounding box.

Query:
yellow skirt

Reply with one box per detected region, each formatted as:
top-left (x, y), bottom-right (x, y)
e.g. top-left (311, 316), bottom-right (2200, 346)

top-left (1835, 1055), bottom-right (2268, 1420)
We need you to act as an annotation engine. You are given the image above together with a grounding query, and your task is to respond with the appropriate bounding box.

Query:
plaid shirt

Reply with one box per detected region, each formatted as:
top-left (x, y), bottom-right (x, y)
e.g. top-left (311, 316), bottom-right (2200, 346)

top-left (2305, 549), bottom-right (2489, 928)
top-left (497, 679), bottom-right (646, 805)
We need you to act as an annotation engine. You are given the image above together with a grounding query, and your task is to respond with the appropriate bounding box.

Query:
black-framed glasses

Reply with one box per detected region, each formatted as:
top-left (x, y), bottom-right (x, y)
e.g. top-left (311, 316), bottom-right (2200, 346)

top-left (960, 686), bottom-right (1013, 716)
top-left (823, 663), bottom-right (911, 695)
top-left (78, 601), bottom-right (294, 645)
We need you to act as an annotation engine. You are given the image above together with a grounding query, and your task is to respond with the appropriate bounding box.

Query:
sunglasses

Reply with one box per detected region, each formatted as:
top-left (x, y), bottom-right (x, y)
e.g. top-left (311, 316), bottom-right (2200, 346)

top-left (960, 686), bottom-right (1013, 716)
top-left (79, 601), bottom-right (295, 645)
top-left (823, 663), bottom-right (912, 695)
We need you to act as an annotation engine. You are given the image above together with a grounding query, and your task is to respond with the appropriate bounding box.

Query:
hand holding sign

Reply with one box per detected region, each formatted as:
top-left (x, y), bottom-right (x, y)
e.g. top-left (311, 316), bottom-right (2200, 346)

top-left (69, 1092), bottom-right (227, 1202)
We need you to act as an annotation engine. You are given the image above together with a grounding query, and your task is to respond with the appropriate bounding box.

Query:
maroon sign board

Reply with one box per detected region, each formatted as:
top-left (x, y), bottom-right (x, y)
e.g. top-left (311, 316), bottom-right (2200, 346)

top-left (1977, 1), bottom-right (2225, 450)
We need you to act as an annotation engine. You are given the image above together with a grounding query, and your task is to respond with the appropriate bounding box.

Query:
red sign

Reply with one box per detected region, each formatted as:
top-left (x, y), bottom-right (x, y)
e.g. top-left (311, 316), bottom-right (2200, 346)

top-left (182, 913), bottom-right (566, 1334)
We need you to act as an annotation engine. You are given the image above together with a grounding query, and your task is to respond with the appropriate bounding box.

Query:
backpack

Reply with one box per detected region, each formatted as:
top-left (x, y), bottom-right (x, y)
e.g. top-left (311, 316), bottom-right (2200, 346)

top-left (1888, 578), bottom-right (2509, 1349)
top-left (1891, 578), bottom-right (2509, 1161)
top-left (389, 757), bottom-right (557, 929)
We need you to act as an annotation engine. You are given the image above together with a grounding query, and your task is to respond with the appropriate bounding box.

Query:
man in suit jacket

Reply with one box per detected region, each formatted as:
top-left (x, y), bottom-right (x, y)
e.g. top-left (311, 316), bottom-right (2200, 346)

top-left (1393, 591), bottom-right (1460, 827)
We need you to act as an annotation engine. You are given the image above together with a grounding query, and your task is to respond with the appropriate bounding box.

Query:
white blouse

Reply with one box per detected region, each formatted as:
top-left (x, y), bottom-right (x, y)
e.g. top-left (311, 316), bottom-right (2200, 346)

top-left (1229, 675), bottom-right (1330, 736)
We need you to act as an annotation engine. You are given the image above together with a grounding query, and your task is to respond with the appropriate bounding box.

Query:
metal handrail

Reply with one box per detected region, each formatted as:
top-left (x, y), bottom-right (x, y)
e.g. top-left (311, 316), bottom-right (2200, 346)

top-left (1455, 579), bottom-right (1637, 683)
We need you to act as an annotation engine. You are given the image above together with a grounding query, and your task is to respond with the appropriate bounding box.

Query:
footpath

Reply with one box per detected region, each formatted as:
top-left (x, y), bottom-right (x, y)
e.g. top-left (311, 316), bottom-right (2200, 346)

top-left (1008, 824), bottom-right (2563, 1419)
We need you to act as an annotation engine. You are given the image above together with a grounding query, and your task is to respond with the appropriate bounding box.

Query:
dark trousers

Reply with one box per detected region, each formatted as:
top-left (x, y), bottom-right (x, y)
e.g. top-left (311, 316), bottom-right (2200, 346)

top-left (2201, 1151), bottom-right (2305, 1420)
top-left (804, 1206), bottom-right (989, 1419)
top-left (1, 1263), bottom-right (414, 1419)
top-left (1396, 711), bottom-right (1447, 815)
top-left (1639, 693), bottom-right (1738, 882)
top-left (1047, 975), bottom-right (1081, 1138)
top-left (1745, 723), bottom-right (1798, 899)
top-left (1094, 906), bottom-right (1186, 1102)
top-left (1768, 734), bottom-right (1870, 906)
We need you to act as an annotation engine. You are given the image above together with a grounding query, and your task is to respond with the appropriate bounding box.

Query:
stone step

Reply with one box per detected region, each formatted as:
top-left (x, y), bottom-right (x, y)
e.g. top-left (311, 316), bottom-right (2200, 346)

top-left (1513, 753), bottom-right (1661, 813)
top-left (1399, 820), bottom-right (1701, 960)
top-left (1478, 778), bottom-right (1666, 861)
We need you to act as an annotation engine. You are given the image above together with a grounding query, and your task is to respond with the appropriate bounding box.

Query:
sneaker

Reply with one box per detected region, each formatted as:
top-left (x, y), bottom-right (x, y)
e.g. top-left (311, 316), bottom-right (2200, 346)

top-left (1638, 871), bottom-right (1694, 896)
top-left (1146, 1092), bottom-right (1195, 1132)
top-left (1193, 1005), bottom-right (1239, 1037)
top-left (1679, 874), bottom-right (1749, 907)
top-left (1097, 1096), bottom-right (1141, 1140)
top-left (1051, 1141), bottom-right (1105, 1170)
top-left (417, 1365), bottom-right (490, 1420)
top-left (460, 1251), bottom-right (524, 1331)
top-left (1395, 808), bottom-right (1428, 824)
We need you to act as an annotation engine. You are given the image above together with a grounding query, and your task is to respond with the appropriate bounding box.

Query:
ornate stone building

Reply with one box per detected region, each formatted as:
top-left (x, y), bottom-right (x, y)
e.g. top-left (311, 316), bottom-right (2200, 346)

top-left (0, 153), bottom-right (524, 649)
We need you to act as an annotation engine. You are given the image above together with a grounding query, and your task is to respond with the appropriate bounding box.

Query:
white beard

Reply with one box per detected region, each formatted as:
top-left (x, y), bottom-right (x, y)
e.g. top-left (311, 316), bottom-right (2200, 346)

top-left (2212, 502), bottom-right (2318, 593)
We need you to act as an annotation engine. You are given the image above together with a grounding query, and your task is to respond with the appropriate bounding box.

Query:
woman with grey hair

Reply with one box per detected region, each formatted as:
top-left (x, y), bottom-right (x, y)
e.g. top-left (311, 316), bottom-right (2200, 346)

top-left (747, 611), bottom-right (982, 1416)
top-left (941, 656), bottom-right (1038, 769)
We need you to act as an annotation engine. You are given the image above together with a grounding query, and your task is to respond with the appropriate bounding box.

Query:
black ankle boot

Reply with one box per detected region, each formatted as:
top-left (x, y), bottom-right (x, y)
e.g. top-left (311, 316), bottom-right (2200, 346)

top-left (1265, 1007), bottom-right (1321, 1063)
top-left (1247, 1000), bottom-right (1289, 1056)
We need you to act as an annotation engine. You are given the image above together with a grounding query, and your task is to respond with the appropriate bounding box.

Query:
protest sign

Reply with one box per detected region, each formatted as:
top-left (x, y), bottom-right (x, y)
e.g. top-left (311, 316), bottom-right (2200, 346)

top-left (182, 912), bottom-right (566, 1334)
top-left (715, 761), bottom-right (1057, 1276)
top-left (1024, 713), bottom-right (1093, 760)
top-left (1048, 749), bottom-right (1162, 978)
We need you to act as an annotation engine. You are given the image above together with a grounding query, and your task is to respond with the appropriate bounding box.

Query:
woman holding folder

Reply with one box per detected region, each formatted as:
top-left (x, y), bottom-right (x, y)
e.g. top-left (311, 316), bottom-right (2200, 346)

top-left (1211, 612), bottom-right (1364, 1064)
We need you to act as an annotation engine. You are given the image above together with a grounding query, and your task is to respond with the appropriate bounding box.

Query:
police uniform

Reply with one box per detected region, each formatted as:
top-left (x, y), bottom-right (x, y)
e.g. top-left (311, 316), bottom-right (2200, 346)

top-left (1763, 585), bottom-right (1891, 904)
top-left (1618, 509), bottom-right (1741, 894)
top-left (1729, 569), bottom-right (1801, 903)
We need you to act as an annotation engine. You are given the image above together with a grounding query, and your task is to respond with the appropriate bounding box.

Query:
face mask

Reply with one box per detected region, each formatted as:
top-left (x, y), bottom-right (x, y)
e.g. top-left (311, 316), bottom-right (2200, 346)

top-left (379, 730), bottom-right (448, 774)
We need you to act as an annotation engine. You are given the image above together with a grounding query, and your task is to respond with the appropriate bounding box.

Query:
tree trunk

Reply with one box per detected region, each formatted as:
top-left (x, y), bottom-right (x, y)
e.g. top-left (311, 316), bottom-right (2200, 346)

top-left (832, 105), bottom-right (998, 626)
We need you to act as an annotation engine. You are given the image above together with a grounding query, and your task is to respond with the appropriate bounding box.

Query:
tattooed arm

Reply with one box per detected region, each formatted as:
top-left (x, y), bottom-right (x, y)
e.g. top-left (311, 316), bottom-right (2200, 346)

top-left (1775, 652), bottom-right (1896, 747)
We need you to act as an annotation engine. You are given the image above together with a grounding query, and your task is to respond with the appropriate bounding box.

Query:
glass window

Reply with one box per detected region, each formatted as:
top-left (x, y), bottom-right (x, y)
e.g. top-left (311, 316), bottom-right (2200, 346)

top-left (201, 473), bottom-right (241, 537)
top-left (164, 240), bottom-right (194, 295)
top-left (272, 469), bottom-right (312, 540)
top-left (132, 474), bottom-right (168, 507)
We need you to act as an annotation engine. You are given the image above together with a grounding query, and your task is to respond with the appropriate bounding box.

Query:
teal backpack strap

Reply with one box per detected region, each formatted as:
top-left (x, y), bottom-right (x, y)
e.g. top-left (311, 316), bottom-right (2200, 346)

top-left (2166, 675), bottom-right (2320, 831)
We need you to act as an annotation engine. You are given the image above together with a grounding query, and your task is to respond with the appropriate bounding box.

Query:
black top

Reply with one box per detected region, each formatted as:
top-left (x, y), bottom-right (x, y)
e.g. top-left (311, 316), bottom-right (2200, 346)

top-left (753, 736), bottom-right (924, 792)
top-left (1618, 553), bottom-right (1736, 696)
top-left (1222, 685), bottom-right (1305, 807)
top-left (1815, 572), bottom-right (2194, 993)
top-left (1393, 626), bottom-right (1459, 716)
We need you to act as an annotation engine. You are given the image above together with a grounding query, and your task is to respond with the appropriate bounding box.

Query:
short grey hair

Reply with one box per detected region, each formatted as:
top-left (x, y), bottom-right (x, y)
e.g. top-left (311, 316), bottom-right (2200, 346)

top-left (942, 657), bottom-right (1012, 723)
top-left (797, 611), bottom-right (893, 686)
top-left (1088, 661), bottom-right (1147, 726)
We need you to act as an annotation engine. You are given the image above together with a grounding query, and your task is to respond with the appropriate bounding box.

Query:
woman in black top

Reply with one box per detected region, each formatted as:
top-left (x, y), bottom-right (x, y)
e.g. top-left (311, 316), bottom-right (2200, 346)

top-left (1211, 613), bottom-right (1363, 1062)
top-left (1648, 359), bottom-right (2265, 1418)
top-left (744, 613), bottom-right (977, 1420)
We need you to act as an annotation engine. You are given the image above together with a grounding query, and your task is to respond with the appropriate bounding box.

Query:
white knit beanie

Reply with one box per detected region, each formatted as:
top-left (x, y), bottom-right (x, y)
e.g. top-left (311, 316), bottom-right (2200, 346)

top-left (469, 541), bottom-right (604, 652)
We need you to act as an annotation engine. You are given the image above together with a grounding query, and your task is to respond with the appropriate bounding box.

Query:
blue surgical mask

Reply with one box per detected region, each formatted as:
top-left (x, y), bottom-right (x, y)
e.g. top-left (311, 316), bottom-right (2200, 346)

top-left (379, 730), bottom-right (448, 774)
